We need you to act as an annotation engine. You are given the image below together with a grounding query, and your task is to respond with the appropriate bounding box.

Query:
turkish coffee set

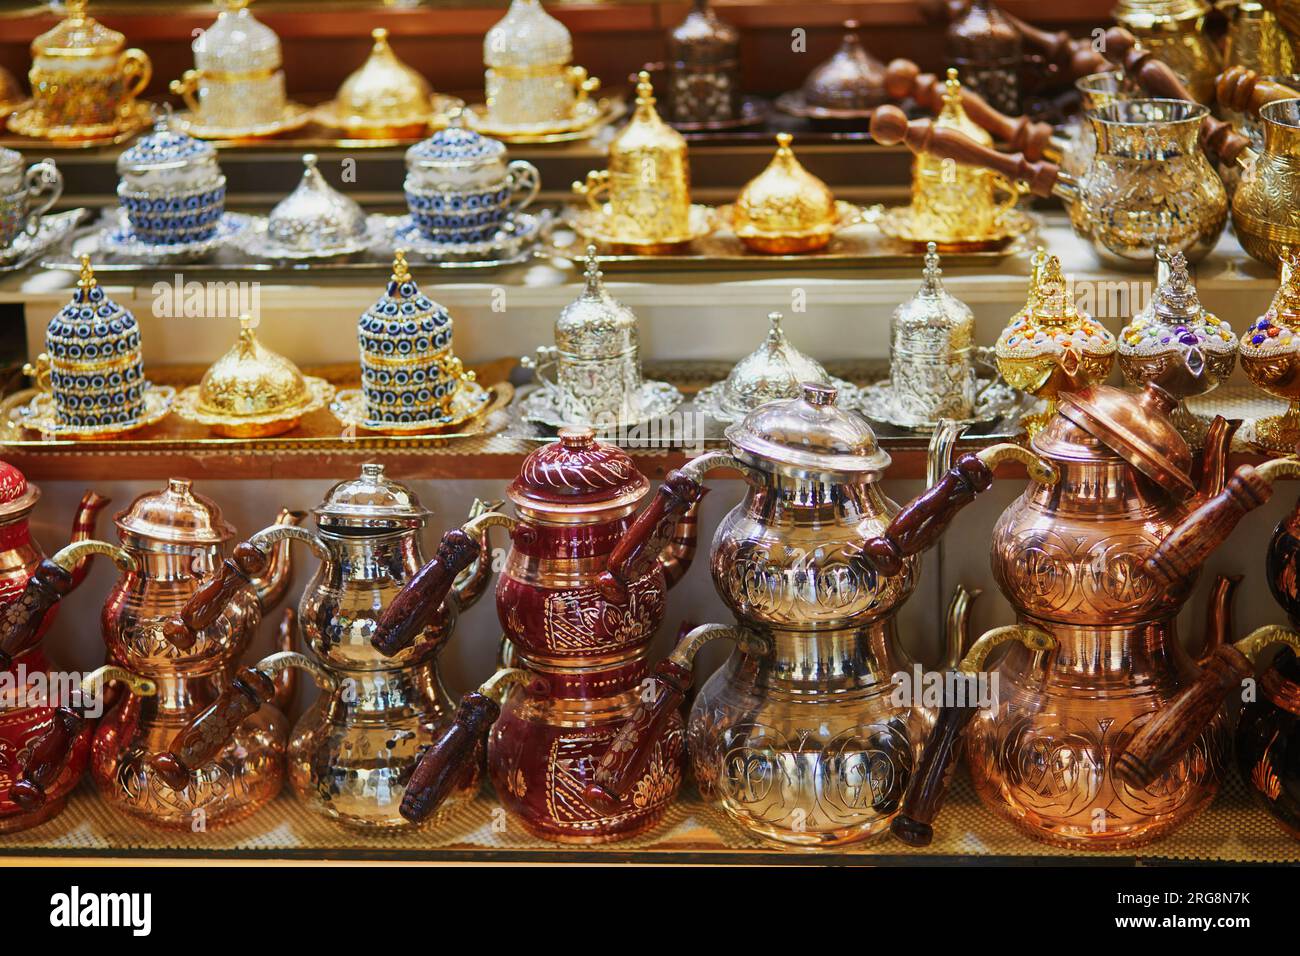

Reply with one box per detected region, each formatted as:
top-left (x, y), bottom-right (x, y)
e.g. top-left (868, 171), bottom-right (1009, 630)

top-left (8, 1), bottom-right (1300, 861)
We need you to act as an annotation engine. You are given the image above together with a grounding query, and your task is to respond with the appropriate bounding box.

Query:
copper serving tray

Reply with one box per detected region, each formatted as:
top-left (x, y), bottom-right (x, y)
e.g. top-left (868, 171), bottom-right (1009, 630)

top-left (0, 362), bottom-right (515, 454)
top-left (552, 206), bottom-right (1039, 271)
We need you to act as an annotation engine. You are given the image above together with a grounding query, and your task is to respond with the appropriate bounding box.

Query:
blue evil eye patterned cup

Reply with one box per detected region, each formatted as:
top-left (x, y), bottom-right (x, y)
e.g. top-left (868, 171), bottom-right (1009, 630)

top-left (115, 122), bottom-right (227, 246)
top-left (403, 128), bottom-right (540, 245)
top-left (0, 152), bottom-right (63, 250)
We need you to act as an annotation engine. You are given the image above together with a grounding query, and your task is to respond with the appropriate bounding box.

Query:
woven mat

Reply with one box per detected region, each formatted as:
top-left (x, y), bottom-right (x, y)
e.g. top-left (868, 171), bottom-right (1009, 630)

top-left (3, 772), bottom-right (1295, 863)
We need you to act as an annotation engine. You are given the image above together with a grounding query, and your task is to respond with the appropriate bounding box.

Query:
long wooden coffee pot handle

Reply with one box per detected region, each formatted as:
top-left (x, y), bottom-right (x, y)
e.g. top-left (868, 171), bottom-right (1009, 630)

top-left (1216, 65), bottom-right (1300, 119)
top-left (884, 59), bottom-right (1057, 160)
top-left (1003, 10), bottom-right (1110, 79)
top-left (1100, 27), bottom-right (1252, 165)
top-left (869, 106), bottom-right (1062, 197)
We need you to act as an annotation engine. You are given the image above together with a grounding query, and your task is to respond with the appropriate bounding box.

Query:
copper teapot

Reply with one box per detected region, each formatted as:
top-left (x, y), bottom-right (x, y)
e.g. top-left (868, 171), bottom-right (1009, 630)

top-left (155, 463), bottom-right (496, 829)
top-left (866, 386), bottom-right (1300, 849)
top-left (583, 383), bottom-right (1052, 847)
top-left (0, 463), bottom-right (114, 831)
top-left (367, 428), bottom-right (698, 842)
top-left (10, 478), bottom-right (303, 829)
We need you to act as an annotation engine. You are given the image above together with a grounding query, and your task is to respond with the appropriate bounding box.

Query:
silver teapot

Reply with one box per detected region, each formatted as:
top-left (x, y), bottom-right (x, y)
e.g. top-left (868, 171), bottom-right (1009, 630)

top-left (157, 463), bottom-right (496, 828)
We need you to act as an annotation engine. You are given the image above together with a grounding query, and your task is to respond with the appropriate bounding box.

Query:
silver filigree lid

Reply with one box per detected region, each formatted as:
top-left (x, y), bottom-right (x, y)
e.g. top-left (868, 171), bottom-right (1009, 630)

top-left (893, 242), bottom-right (974, 343)
top-left (265, 154), bottom-right (367, 255)
top-left (555, 245), bottom-right (638, 358)
top-left (712, 311), bottom-right (834, 421)
top-left (313, 462), bottom-right (429, 530)
top-left (485, 0), bottom-right (571, 69)
top-left (726, 381), bottom-right (890, 477)
top-left (193, 2), bottom-right (281, 74)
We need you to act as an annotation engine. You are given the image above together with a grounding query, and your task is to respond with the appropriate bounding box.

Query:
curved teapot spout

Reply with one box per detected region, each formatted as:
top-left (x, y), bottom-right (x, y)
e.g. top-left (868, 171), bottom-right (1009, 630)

top-left (1196, 416), bottom-right (1239, 500)
top-left (249, 509), bottom-right (308, 614)
top-left (66, 490), bottom-right (111, 590)
top-left (943, 584), bottom-right (982, 670)
top-left (1202, 573), bottom-right (1241, 665)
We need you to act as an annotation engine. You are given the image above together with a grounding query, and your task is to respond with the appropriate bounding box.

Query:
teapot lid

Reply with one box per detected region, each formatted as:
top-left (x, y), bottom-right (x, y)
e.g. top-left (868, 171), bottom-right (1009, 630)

top-left (115, 478), bottom-right (235, 544)
top-left (1052, 383), bottom-right (1196, 492)
top-left (726, 381), bottom-right (890, 478)
top-left (509, 427), bottom-right (649, 514)
top-left (0, 459), bottom-right (38, 521)
top-left (314, 462), bottom-right (429, 529)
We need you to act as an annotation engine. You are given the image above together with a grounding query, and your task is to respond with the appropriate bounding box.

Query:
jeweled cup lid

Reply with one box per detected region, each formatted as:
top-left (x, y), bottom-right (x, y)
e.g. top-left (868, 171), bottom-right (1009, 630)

top-left (115, 478), bottom-right (235, 545)
top-left (508, 426), bottom-right (649, 514)
top-left (714, 311), bottom-right (833, 420)
top-left (116, 118), bottom-right (217, 176)
top-left (194, 0), bottom-right (281, 72)
top-left (485, 0), bottom-right (572, 69)
top-left (801, 21), bottom-right (886, 111)
top-left (0, 459), bottom-right (38, 522)
top-left (314, 462), bottom-right (429, 529)
top-left (727, 381), bottom-right (890, 477)
top-left (265, 154), bottom-right (367, 254)
top-left (668, 0), bottom-right (738, 61)
top-left (406, 126), bottom-right (506, 169)
top-left (33, 0), bottom-right (125, 58)
top-left (1054, 383), bottom-right (1195, 492)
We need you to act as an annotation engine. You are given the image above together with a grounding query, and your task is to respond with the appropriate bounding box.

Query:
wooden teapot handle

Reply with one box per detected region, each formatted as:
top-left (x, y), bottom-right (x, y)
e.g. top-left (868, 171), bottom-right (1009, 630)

top-left (8, 709), bottom-right (84, 811)
top-left (892, 695), bottom-right (981, 846)
top-left (370, 529), bottom-right (482, 657)
top-left (163, 541), bottom-right (269, 651)
top-left (869, 106), bottom-right (1061, 197)
top-left (1114, 645), bottom-right (1251, 789)
top-left (1100, 27), bottom-right (1253, 165)
top-left (150, 667), bottom-right (278, 792)
top-left (884, 59), bottom-right (1057, 160)
top-left (399, 691), bottom-right (500, 823)
top-left (599, 471), bottom-right (706, 603)
top-left (0, 560), bottom-right (75, 670)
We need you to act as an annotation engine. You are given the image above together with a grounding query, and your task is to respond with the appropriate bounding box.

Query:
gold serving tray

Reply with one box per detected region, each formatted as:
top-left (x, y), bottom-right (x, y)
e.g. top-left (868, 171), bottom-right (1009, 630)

top-left (553, 205), bottom-right (1039, 271)
top-left (0, 362), bottom-right (514, 453)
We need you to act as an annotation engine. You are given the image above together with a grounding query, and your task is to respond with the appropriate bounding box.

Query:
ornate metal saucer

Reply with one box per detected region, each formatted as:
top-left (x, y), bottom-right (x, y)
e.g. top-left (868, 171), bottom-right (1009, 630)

top-left (0, 209), bottom-right (87, 271)
top-left (237, 216), bottom-right (383, 262)
top-left (330, 380), bottom-right (498, 435)
top-left (567, 203), bottom-right (717, 254)
top-left (95, 210), bottom-right (254, 262)
top-left (169, 102), bottom-right (314, 141)
top-left (519, 379), bottom-right (684, 432)
top-left (462, 97), bottom-right (625, 143)
top-left (693, 375), bottom-right (861, 424)
top-left (717, 200), bottom-right (864, 254)
top-left (671, 96), bottom-right (770, 133)
top-left (313, 93), bottom-right (466, 139)
top-left (372, 210), bottom-right (549, 262)
top-left (11, 385), bottom-right (175, 440)
top-left (877, 206), bottom-right (1036, 252)
top-left (774, 91), bottom-right (877, 122)
top-left (6, 101), bottom-right (152, 145)
top-left (175, 376), bottom-right (334, 438)
top-left (853, 376), bottom-right (1026, 432)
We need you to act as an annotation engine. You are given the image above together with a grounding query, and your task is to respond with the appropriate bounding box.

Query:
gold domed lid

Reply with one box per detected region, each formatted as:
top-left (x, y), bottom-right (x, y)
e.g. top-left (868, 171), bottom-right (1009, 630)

top-left (732, 133), bottom-right (838, 239)
top-left (614, 72), bottom-right (686, 157)
top-left (115, 478), bottom-right (235, 545)
top-left (801, 20), bottom-right (886, 112)
top-left (1259, 255), bottom-right (1300, 329)
top-left (935, 69), bottom-right (992, 146)
top-left (33, 0), bottom-right (126, 58)
top-left (334, 28), bottom-right (432, 128)
top-left (1011, 250), bottom-right (1090, 329)
top-left (195, 316), bottom-right (310, 419)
